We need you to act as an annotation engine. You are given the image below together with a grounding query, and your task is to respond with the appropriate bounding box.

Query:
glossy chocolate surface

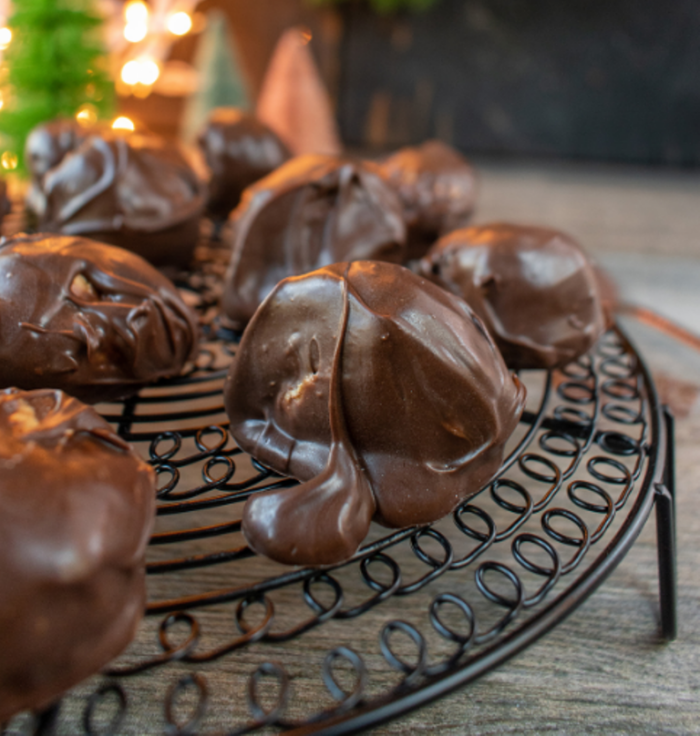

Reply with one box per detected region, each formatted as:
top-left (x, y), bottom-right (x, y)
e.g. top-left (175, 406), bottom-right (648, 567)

top-left (379, 140), bottom-right (477, 261)
top-left (222, 155), bottom-right (407, 329)
top-left (197, 108), bottom-right (291, 219)
top-left (421, 223), bottom-right (606, 370)
top-left (25, 119), bottom-right (108, 219)
top-left (0, 233), bottom-right (199, 403)
top-left (40, 131), bottom-right (206, 267)
top-left (0, 388), bottom-right (155, 721)
top-left (225, 261), bottom-right (525, 566)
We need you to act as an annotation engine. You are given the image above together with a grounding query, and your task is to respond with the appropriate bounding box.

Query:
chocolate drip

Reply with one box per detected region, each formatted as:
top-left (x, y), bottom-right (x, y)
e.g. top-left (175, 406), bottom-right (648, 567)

top-left (243, 267), bottom-right (375, 566)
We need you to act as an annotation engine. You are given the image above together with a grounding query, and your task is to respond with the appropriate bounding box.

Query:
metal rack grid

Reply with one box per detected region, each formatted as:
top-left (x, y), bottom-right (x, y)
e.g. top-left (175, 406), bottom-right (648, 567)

top-left (3, 257), bottom-right (676, 736)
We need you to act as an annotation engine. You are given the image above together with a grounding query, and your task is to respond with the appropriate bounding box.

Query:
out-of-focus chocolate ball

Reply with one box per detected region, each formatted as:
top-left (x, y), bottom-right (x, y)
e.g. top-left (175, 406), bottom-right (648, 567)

top-left (0, 387), bottom-right (155, 722)
top-left (40, 131), bottom-right (206, 268)
top-left (379, 140), bottom-right (477, 261)
top-left (24, 119), bottom-right (105, 219)
top-left (421, 223), bottom-right (606, 370)
top-left (0, 233), bottom-right (199, 403)
top-left (197, 108), bottom-right (291, 220)
top-left (222, 154), bottom-right (407, 330)
top-left (225, 260), bottom-right (525, 566)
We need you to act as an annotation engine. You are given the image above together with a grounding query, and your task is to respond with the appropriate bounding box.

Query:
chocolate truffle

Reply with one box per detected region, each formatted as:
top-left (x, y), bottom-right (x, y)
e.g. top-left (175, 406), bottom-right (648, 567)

top-left (24, 119), bottom-right (106, 219)
top-left (0, 233), bottom-right (199, 403)
top-left (222, 155), bottom-right (407, 329)
top-left (0, 387), bottom-right (155, 722)
top-left (40, 131), bottom-right (206, 268)
top-left (197, 107), bottom-right (291, 219)
top-left (421, 223), bottom-right (606, 370)
top-left (378, 140), bottom-right (477, 261)
top-left (225, 260), bottom-right (525, 566)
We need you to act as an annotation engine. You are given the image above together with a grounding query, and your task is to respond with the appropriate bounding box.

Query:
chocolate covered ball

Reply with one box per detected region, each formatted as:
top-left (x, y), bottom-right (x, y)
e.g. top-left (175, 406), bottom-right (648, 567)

top-left (421, 223), bottom-right (606, 370)
top-left (0, 388), bottom-right (155, 722)
top-left (0, 233), bottom-right (199, 403)
top-left (378, 140), bottom-right (477, 261)
top-left (197, 107), bottom-right (291, 219)
top-left (24, 119), bottom-right (108, 219)
top-left (225, 260), bottom-right (525, 566)
top-left (222, 155), bottom-right (407, 329)
top-left (40, 131), bottom-right (206, 268)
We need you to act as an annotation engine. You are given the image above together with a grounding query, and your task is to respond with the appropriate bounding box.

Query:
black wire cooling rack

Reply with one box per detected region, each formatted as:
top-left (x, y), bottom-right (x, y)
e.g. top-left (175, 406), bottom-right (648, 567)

top-left (2, 250), bottom-right (677, 736)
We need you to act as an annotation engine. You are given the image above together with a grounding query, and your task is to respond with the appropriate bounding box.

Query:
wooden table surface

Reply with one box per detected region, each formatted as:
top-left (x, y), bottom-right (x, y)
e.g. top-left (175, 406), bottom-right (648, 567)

top-left (4, 161), bottom-right (700, 736)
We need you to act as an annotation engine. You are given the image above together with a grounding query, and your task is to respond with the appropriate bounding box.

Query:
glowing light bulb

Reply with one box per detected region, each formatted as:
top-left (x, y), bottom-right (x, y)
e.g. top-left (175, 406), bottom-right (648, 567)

top-left (125, 1), bottom-right (148, 25)
top-left (138, 59), bottom-right (160, 86)
top-left (0, 27), bottom-right (12, 50)
top-left (1, 151), bottom-right (18, 170)
top-left (124, 22), bottom-right (147, 43)
top-left (121, 60), bottom-right (142, 85)
top-left (112, 116), bottom-right (135, 132)
top-left (75, 103), bottom-right (98, 127)
top-left (167, 12), bottom-right (192, 36)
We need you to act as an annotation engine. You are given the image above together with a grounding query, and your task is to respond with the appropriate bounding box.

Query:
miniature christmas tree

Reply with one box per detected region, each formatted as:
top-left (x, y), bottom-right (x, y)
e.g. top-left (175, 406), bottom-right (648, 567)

top-left (0, 0), bottom-right (114, 174)
top-left (256, 27), bottom-right (342, 156)
top-left (180, 10), bottom-right (250, 143)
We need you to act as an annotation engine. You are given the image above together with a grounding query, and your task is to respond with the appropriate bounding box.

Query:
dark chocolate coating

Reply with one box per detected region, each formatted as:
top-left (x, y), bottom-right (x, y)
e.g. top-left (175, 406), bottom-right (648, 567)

top-left (197, 107), bottom-right (291, 220)
top-left (222, 155), bottom-right (407, 329)
top-left (0, 388), bottom-right (155, 721)
top-left (25, 119), bottom-right (96, 180)
top-left (40, 131), bottom-right (206, 268)
top-left (225, 261), bottom-right (525, 566)
top-left (421, 223), bottom-right (606, 370)
top-left (24, 119), bottom-right (108, 220)
top-left (379, 140), bottom-right (477, 261)
top-left (0, 233), bottom-right (199, 403)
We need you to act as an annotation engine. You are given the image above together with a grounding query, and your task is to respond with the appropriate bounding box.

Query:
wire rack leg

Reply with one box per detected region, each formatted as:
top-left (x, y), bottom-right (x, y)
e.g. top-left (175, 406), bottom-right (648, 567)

top-left (655, 407), bottom-right (677, 641)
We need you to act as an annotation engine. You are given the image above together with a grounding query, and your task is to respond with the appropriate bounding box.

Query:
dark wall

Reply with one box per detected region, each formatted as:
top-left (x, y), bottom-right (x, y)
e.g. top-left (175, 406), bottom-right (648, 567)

top-left (337, 0), bottom-right (700, 165)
